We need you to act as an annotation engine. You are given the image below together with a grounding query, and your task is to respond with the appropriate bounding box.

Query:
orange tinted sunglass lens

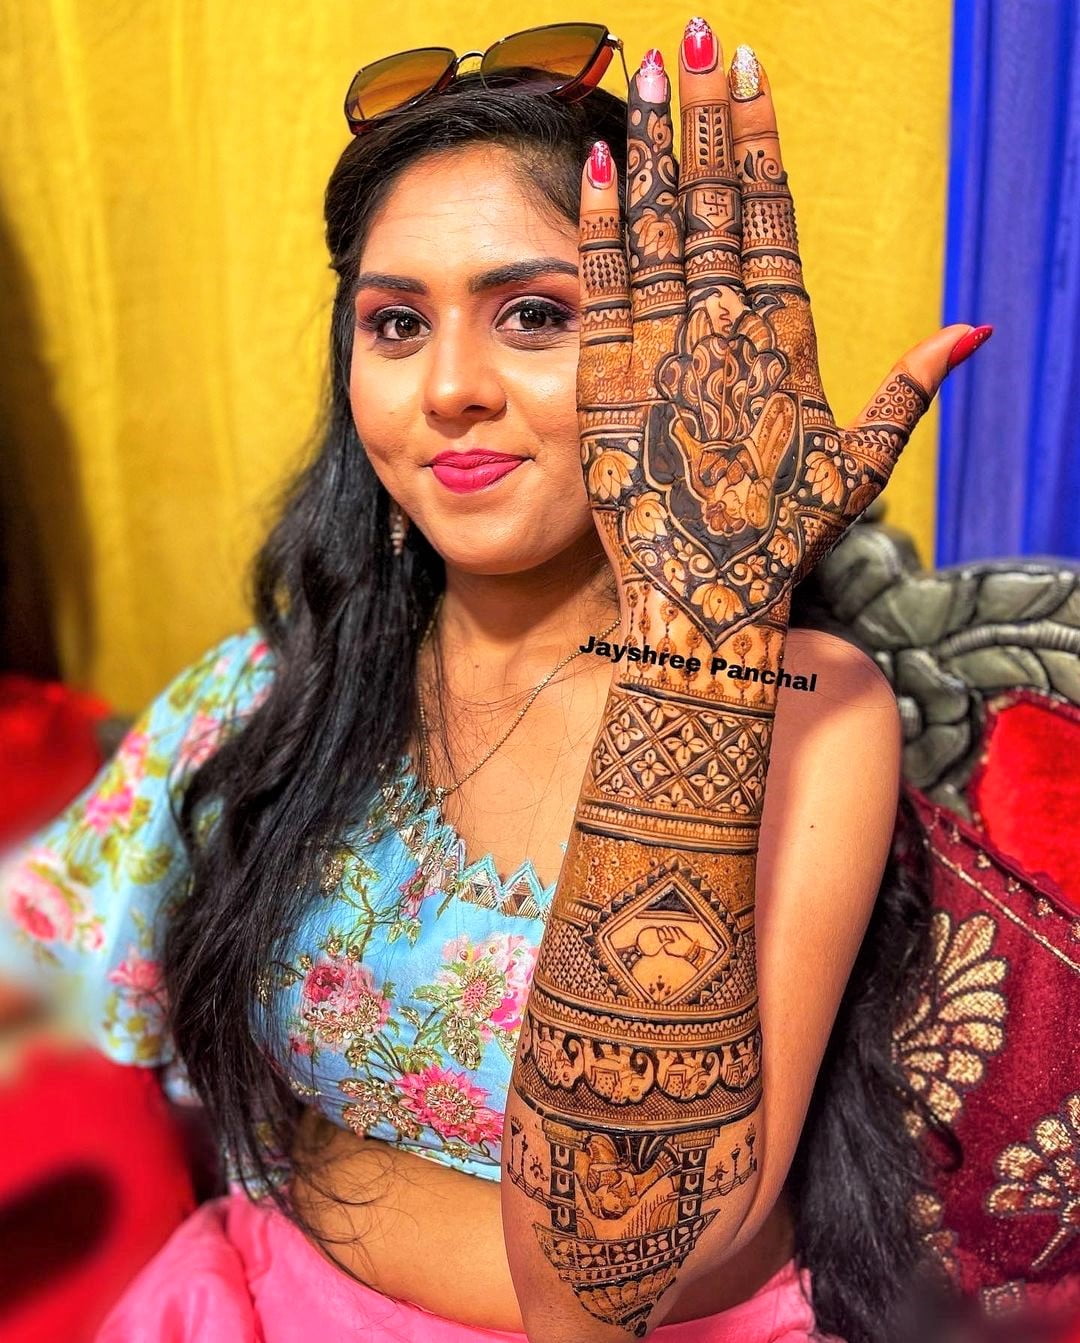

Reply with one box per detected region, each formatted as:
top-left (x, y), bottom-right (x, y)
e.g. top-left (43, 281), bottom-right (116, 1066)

top-left (346, 48), bottom-right (455, 121)
top-left (482, 24), bottom-right (606, 86)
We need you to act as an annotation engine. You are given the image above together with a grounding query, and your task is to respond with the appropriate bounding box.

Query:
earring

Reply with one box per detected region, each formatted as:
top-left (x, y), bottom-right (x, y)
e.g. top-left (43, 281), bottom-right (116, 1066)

top-left (389, 499), bottom-right (410, 556)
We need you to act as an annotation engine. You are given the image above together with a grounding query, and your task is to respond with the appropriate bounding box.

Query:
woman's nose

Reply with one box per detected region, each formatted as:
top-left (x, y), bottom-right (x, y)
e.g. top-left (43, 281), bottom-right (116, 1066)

top-left (420, 325), bottom-right (505, 422)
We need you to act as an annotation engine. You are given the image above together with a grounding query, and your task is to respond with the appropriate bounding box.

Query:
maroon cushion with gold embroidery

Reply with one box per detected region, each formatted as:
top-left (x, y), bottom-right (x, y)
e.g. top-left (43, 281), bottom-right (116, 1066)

top-left (895, 782), bottom-right (1080, 1332)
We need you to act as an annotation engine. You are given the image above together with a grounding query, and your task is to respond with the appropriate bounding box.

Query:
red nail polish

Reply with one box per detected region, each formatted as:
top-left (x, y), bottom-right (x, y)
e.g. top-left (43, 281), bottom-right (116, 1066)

top-left (587, 140), bottom-right (614, 189)
top-left (682, 17), bottom-right (717, 73)
top-left (947, 324), bottom-right (994, 372)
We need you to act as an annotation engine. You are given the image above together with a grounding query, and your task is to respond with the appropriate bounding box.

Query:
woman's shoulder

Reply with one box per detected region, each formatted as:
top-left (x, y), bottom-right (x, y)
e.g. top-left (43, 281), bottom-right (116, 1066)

top-left (0, 623), bottom-right (278, 1056)
top-left (784, 626), bottom-right (896, 702)
top-left (150, 624), bottom-right (276, 733)
top-left (118, 624), bottom-right (276, 782)
top-left (773, 626), bottom-right (901, 783)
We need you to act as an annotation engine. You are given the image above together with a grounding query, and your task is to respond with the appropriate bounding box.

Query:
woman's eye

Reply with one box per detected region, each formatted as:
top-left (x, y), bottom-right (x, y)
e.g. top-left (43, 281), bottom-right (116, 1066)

top-left (501, 300), bottom-right (575, 334)
top-left (358, 298), bottom-right (575, 347)
top-left (368, 308), bottom-right (426, 342)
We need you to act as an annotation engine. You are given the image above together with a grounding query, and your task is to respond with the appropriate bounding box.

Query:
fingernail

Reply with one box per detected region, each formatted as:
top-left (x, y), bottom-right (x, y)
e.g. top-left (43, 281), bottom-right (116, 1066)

top-left (587, 140), bottom-right (614, 189)
top-left (946, 324), bottom-right (994, 372)
top-left (729, 45), bottom-right (761, 101)
top-left (682, 17), bottom-right (717, 73)
top-left (637, 48), bottom-right (668, 103)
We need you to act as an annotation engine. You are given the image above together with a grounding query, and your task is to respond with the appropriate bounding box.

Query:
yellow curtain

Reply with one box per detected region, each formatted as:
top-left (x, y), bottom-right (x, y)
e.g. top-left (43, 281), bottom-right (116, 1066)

top-left (0, 0), bottom-right (950, 712)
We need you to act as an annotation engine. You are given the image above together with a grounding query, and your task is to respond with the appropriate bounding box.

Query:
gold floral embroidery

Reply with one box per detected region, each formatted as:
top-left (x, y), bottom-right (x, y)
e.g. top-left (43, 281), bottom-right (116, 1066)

top-left (909, 1189), bottom-right (960, 1281)
top-left (319, 849), bottom-right (348, 894)
top-left (892, 911), bottom-right (1008, 1136)
top-left (979, 1280), bottom-right (1029, 1318)
top-left (986, 1091), bottom-right (1080, 1271)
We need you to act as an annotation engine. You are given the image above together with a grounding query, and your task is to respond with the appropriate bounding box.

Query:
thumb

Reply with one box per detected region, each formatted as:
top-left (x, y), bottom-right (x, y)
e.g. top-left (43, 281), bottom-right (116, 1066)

top-left (843, 321), bottom-right (994, 461)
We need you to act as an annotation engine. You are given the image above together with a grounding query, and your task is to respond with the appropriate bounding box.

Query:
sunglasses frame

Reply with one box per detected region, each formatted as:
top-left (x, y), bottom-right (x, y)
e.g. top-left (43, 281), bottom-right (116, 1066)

top-left (344, 22), bottom-right (630, 135)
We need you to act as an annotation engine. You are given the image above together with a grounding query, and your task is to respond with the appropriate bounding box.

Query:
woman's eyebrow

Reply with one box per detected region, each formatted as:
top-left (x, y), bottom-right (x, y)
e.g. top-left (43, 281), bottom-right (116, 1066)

top-left (354, 258), bottom-right (579, 297)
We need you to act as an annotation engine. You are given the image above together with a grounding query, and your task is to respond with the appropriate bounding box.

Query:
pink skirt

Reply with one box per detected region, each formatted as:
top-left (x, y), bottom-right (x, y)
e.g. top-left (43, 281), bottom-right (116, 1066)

top-left (94, 1191), bottom-right (836, 1341)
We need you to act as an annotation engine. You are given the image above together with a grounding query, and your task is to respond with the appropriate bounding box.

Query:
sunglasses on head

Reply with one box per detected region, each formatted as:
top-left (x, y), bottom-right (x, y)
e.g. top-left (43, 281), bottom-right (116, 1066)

top-left (344, 22), bottom-right (630, 135)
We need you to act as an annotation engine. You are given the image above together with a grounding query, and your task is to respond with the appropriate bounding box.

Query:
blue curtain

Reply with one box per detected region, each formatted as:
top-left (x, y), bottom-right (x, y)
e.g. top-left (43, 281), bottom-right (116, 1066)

top-left (937, 0), bottom-right (1080, 564)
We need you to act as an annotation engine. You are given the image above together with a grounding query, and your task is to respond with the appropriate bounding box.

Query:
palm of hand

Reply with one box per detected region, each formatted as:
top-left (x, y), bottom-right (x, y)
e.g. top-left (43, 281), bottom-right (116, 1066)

top-left (578, 58), bottom-right (933, 648)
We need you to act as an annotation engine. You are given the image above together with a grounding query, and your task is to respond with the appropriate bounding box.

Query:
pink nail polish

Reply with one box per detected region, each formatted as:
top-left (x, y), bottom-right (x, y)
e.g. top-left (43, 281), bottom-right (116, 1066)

top-left (587, 140), bottom-right (614, 188)
top-left (637, 48), bottom-right (668, 103)
top-left (682, 17), bottom-right (717, 73)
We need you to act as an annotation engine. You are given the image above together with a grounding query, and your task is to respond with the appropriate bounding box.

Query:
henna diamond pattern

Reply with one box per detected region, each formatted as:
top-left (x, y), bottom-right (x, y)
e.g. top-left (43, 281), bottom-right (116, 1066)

top-left (592, 696), bottom-right (770, 818)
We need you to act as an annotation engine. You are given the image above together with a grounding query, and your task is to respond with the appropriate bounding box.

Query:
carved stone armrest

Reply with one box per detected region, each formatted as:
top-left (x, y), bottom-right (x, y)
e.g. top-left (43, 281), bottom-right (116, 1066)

top-left (811, 514), bottom-right (1080, 818)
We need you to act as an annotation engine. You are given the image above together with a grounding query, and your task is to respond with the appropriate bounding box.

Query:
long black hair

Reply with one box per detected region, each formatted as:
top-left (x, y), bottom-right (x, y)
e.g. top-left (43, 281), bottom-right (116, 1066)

top-left (160, 73), bottom-right (959, 1343)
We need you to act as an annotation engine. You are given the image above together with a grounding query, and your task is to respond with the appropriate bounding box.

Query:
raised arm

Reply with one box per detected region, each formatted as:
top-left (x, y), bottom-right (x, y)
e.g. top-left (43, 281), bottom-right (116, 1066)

top-left (501, 25), bottom-right (974, 1343)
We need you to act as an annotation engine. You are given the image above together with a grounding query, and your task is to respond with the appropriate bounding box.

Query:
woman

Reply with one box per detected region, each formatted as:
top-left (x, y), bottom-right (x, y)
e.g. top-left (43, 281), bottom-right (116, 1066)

top-left (0, 17), bottom-right (988, 1343)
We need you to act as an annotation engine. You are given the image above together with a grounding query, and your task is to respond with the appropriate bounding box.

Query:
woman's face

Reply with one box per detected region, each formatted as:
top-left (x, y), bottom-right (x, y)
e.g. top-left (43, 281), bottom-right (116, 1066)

top-left (350, 143), bottom-right (593, 576)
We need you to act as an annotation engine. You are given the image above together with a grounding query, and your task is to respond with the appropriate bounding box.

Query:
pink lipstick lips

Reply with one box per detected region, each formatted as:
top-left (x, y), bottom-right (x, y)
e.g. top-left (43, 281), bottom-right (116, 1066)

top-left (429, 450), bottom-right (526, 494)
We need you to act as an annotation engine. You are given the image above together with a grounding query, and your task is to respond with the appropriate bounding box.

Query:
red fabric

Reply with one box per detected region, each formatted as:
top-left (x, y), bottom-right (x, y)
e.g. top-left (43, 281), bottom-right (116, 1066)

top-left (0, 678), bottom-right (195, 1342)
top-left (0, 1039), bottom-right (197, 1343)
top-left (0, 673), bottom-right (111, 850)
top-left (967, 689), bottom-right (1080, 915)
top-left (902, 782), bottom-right (1080, 1335)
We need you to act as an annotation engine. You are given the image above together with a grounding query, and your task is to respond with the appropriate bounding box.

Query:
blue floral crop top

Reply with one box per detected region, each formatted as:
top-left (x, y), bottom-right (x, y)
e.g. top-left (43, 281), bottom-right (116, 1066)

top-left (0, 628), bottom-right (563, 1188)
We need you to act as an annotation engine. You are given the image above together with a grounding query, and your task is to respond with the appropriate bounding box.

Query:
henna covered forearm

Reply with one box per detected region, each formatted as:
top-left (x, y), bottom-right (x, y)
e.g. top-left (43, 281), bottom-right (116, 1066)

top-left (504, 593), bottom-right (786, 1341)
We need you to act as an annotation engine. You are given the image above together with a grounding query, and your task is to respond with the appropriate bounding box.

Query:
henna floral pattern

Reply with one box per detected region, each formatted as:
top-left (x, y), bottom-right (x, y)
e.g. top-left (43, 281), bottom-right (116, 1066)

top-left (578, 70), bottom-right (931, 652)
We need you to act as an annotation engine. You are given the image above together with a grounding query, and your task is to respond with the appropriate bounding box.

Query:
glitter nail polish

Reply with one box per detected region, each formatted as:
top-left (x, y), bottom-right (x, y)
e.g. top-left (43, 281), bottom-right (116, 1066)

top-left (729, 45), bottom-right (761, 101)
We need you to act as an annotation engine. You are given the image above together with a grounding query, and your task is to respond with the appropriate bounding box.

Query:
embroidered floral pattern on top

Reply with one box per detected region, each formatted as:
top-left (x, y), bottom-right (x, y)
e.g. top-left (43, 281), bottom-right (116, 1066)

top-left (0, 626), bottom-right (567, 1192)
top-left (261, 750), bottom-right (567, 1177)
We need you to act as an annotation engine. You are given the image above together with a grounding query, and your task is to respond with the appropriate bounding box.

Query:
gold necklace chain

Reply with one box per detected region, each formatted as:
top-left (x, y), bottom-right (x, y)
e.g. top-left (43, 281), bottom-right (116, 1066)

top-left (416, 590), bottom-right (621, 808)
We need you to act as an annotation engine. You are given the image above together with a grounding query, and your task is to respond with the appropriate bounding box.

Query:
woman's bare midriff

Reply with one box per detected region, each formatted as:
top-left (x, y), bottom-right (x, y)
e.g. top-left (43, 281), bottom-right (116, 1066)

top-left (289, 1107), bottom-right (797, 1331)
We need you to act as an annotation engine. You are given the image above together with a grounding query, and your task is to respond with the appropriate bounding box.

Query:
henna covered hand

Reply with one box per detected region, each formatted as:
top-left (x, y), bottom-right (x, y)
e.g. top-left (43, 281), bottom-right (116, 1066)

top-left (578, 43), bottom-right (978, 651)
